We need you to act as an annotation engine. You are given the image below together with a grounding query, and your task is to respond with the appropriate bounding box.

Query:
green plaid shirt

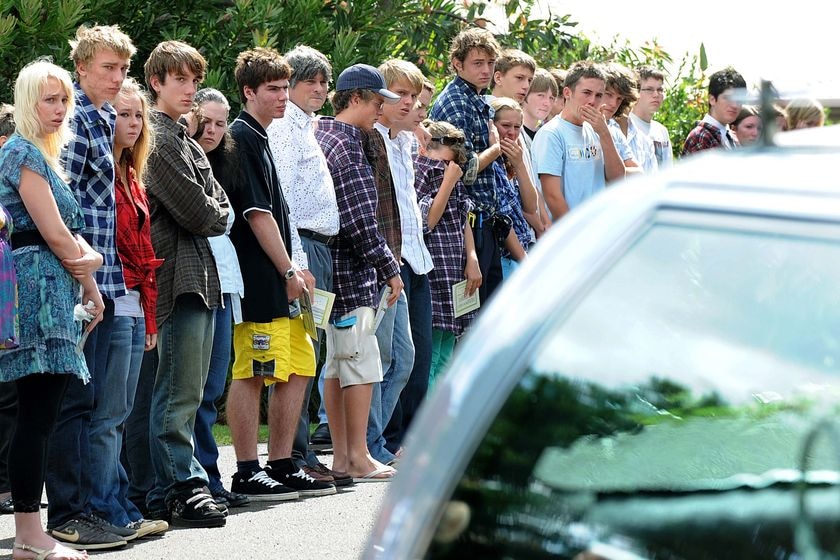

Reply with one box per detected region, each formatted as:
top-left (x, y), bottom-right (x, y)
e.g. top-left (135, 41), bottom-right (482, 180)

top-left (145, 111), bottom-right (230, 326)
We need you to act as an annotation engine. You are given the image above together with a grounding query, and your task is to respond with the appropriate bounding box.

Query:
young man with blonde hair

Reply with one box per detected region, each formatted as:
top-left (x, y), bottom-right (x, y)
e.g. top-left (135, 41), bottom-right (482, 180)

top-left (226, 47), bottom-right (335, 501)
top-left (142, 40), bottom-right (230, 527)
top-left (47, 23), bottom-right (143, 550)
top-left (372, 59), bottom-right (434, 461)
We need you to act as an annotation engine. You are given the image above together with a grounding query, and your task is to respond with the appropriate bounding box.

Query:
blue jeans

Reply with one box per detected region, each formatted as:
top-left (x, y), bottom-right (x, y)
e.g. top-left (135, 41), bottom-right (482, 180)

top-left (46, 298), bottom-right (115, 529)
top-left (292, 237), bottom-right (332, 468)
top-left (147, 294), bottom-right (214, 512)
top-left (194, 296), bottom-right (232, 493)
top-left (368, 290), bottom-right (414, 464)
top-left (384, 265), bottom-right (432, 453)
top-left (122, 348), bottom-right (157, 514)
top-left (501, 256), bottom-right (520, 279)
top-left (89, 315), bottom-right (145, 525)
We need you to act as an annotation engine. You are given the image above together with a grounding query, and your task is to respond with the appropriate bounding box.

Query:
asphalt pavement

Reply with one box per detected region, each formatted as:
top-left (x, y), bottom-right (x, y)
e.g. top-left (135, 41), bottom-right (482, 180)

top-left (0, 444), bottom-right (388, 559)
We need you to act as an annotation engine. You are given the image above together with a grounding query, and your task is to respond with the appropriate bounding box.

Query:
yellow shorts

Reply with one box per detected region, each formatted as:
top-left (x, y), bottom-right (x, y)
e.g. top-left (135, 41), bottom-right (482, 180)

top-left (232, 317), bottom-right (316, 385)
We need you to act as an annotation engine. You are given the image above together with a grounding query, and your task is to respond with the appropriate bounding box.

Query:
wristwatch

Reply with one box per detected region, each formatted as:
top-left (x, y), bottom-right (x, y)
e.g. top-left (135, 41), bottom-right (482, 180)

top-left (284, 267), bottom-right (296, 280)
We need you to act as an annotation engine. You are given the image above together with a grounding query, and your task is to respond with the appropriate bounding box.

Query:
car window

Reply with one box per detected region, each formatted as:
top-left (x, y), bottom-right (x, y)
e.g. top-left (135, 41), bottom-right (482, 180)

top-left (428, 215), bottom-right (840, 559)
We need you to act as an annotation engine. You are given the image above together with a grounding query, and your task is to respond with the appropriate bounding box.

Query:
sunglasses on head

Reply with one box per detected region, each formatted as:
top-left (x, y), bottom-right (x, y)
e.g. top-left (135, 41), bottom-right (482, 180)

top-left (430, 136), bottom-right (463, 146)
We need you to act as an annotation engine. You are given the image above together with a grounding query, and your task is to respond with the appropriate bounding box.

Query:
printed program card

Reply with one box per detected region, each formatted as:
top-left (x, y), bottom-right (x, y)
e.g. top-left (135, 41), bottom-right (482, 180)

top-left (311, 288), bottom-right (336, 329)
top-left (452, 280), bottom-right (480, 318)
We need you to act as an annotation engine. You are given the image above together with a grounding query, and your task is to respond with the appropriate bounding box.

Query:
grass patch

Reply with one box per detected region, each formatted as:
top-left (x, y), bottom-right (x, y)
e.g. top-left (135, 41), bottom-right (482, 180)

top-left (211, 424), bottom-right (322, 446)
top-left (212, 424), bottom-right (269, 446)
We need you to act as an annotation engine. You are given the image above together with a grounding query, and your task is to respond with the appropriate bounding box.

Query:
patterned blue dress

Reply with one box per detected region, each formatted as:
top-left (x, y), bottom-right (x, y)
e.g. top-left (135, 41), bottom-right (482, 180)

top-left (0, 135), bottom-right (90, 382)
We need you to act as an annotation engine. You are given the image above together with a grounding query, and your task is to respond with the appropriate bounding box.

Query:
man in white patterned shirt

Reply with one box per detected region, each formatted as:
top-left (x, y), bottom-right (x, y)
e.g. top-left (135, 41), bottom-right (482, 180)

top-left (372, 59), bottom-right (434, 459)
top-left (266, 45), bottom-right (350, 487)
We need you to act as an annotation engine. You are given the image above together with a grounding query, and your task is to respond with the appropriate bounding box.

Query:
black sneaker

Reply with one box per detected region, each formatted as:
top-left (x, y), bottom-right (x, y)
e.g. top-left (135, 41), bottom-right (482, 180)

top-left (265, 463), bottom-right (337, 497)
top-left (168, 487), bottom-right (226, 528)
top-left (231, 469), bottom-right (299, 502)
top-left (212, 486), bottom-right (250, 508)
top-left (86, 512), bottom-right (139, 541)
top-left (50, 516), bottom-right (128, 550)
top-left (310, 423), bottom-right (332, 451)
top-left (0, 495), bottom-right (12, 514)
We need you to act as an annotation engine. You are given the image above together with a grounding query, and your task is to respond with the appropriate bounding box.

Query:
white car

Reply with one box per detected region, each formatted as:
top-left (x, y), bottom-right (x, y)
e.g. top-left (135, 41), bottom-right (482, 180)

top-left (366, 124), bottom-right (840, 559)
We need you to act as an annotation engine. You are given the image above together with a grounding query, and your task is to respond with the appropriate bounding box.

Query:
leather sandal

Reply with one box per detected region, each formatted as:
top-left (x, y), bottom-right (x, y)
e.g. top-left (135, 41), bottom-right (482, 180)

top-left (13, 542), bottom-right (57, 559)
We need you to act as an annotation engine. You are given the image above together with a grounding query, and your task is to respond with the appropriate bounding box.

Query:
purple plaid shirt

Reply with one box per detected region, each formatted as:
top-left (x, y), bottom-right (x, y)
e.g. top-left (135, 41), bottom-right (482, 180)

top-left (315, 118), bottom-right (399, 319)
top-left (414, 155), bottom-right (472, 334)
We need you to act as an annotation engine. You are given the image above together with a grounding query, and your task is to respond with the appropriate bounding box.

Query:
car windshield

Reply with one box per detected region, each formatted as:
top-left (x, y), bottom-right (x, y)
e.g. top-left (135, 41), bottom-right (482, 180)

top-left (532, 214), bottom-right (840, 493)
top-left (430, 212), bottom-right (840, 559)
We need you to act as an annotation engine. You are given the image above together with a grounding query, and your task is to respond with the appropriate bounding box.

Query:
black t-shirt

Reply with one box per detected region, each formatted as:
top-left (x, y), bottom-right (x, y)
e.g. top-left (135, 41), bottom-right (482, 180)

top-left (523, 125), bottom-right (537, 140)
top-left (229, 111), bottom-right (292, 323)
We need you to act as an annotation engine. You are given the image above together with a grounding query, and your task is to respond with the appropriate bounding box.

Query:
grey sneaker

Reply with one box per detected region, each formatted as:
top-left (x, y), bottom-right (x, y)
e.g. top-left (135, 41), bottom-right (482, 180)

top-left (126, 518), bottom-right (169, 538)
top-left (86, 513), bottom-right (139, 541)
top-left (50, 516), bottom-right (128, 550)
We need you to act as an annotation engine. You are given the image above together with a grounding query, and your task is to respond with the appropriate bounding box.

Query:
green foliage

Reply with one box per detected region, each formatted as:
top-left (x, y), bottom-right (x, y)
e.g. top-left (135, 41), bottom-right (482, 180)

top-left (0, 0), bottom-right (90, 96)
top-left (0, 0), bottom-right (709, 158)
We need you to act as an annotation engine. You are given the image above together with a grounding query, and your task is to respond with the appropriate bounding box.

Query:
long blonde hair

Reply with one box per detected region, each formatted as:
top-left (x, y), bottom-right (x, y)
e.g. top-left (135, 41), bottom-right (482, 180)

top-left (115, 77), bottom-right (155, 188)
top-left (13, 60), bottom-right (75, 176)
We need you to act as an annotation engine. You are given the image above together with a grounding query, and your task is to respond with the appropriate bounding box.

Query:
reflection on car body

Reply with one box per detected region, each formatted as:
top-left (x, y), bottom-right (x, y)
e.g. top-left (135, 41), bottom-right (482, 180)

top-left (366, 124), bottom-right (840, 560)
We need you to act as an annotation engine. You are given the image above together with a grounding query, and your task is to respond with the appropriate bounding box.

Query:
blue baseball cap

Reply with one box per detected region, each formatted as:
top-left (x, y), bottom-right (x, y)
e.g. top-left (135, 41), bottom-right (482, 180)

top-left (335, 64), bottom-right (401, 104)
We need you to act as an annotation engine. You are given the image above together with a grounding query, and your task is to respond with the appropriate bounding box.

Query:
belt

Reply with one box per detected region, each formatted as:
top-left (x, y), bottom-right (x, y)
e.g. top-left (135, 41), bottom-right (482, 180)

top-left (298, 229), bottom-right (335, 247)
top-left (10, 230), bottom-right (47, 249)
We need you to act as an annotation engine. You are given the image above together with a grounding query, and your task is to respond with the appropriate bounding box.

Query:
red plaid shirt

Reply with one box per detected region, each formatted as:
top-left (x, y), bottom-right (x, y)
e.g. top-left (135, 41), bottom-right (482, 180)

top-left (115, 165), bottom-right (163, 335)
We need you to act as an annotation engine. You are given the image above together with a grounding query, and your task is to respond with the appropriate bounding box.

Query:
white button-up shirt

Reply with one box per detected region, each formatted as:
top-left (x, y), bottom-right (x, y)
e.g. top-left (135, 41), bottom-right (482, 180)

top-left (374, 123), bottom-right (433, 275)
top-left (267, 101), bottom-right (340, 269)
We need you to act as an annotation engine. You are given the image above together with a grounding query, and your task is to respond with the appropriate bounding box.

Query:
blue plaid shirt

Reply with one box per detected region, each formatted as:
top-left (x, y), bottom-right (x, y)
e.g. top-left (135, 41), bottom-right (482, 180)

top-left (62, 83), bottom-right (125, 299)
top-left (429, 76), bottom-right (497, 213)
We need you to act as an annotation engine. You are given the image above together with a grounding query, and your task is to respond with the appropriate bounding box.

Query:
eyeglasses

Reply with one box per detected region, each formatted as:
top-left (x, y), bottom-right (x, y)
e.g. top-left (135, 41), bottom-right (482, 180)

top-left (640, 87), bottom-right (666, 95)
top-left (430, 136), bottom-right (463, 146)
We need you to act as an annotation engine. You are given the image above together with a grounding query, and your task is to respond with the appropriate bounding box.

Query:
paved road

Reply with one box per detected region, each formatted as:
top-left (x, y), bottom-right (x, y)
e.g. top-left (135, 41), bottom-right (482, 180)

top-left (0, 444), bottom-right (387, 559)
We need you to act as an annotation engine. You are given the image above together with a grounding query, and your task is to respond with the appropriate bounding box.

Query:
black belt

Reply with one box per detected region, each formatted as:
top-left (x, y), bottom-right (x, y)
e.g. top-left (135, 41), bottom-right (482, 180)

top-left (10, 230), bottom-right (47, 249)
top-left (298, 229), bottom-right (335, 247)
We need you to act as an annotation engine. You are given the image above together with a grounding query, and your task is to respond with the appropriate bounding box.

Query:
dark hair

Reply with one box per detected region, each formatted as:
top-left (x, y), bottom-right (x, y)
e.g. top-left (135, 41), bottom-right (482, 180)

top-left (605, 63), bottom-right (638, 118)
top-left (708, 67), bottom-right (746, 99)
top-left (731, 105), bottom-right (760, 128)
top-left (449, 27), bottom-right (501, 65)
top-left (144, 40), bottom-right (206, 102)
top-left (564, 61), bottom-right (607, 91)
top-left (234, 47), bottom-right (291, 105)
top-left (636, 65), bottom-right (665, 86)
top-left (329, 88), bottom-right (375, 115)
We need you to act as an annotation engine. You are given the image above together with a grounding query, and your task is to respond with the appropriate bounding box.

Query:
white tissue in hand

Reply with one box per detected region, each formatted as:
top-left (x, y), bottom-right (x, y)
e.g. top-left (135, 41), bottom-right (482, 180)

top-left (74, 301), bottom-right (96, 322)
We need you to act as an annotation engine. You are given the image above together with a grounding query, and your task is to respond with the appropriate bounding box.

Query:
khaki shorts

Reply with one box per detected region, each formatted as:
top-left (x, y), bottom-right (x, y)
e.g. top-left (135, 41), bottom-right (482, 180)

top-left (232, 317), bottom-right (315, 386)
top-left (323, 307), bottom-right (382, 387)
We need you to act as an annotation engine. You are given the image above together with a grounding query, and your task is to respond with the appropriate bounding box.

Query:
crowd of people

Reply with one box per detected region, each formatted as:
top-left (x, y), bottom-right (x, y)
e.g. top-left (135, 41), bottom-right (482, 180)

top-left (0, 21), bottom-right (829, 560)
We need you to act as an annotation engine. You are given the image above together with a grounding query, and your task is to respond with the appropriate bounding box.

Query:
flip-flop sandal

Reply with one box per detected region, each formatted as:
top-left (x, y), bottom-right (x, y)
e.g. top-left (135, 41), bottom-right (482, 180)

top-left (353, 466), bottom-right (396, 483)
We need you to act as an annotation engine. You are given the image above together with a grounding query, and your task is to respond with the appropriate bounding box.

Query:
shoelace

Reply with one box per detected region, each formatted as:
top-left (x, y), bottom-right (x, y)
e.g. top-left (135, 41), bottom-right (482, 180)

top-left (185, 491), bottom-right (218, 511)
top-left (292, 468), bottom-right (317, 483)
top-left (250, 470), bottom-right (283, 488)
top-left (86, 513), bottom-right (119, 531)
